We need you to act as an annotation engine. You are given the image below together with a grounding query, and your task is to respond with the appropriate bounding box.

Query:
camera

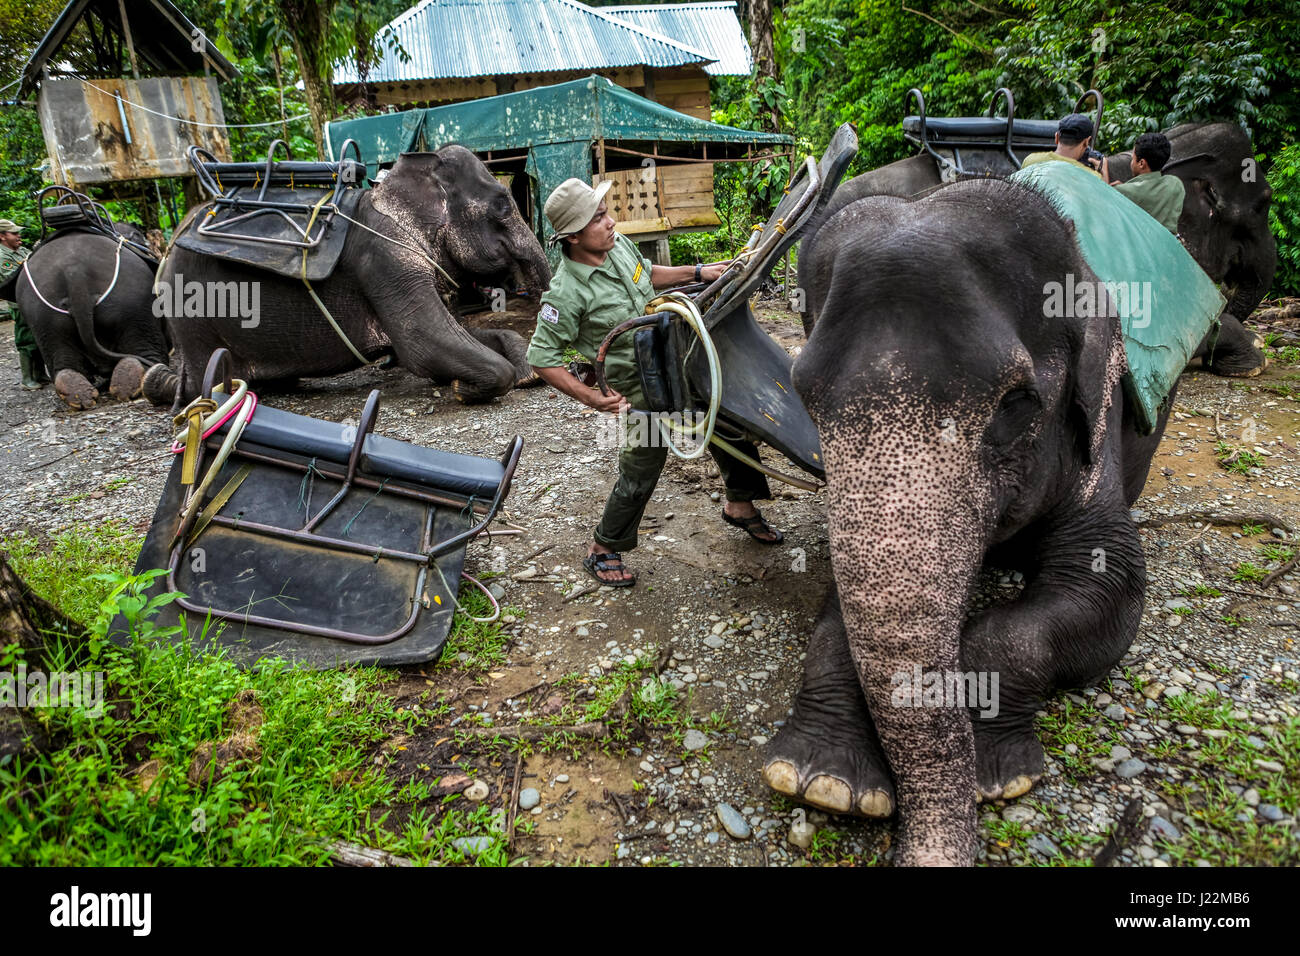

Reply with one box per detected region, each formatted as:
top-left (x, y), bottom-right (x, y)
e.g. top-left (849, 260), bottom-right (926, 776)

top-left (1084, 147), bottom-right (1105, 170)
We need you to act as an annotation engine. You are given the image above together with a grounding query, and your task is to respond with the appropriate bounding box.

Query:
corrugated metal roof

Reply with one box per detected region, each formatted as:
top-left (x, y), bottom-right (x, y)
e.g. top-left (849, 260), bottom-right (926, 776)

top-left (603, 3), bottom-right (752, 76)
top-left (334, 0), bottom-right (716, 84)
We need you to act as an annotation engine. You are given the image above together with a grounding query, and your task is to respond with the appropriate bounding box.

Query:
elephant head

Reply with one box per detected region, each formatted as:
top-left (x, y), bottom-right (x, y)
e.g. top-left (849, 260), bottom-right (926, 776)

top-left (1111, 123), bottom-right (1275, 324)
top-left (794, 180), bottom-right (1138, 864)
top-left (369, 147), bottom-right (550, 299)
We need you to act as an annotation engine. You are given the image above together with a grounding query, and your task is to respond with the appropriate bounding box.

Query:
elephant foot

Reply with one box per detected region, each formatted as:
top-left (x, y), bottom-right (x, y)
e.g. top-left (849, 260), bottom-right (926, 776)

top-left (514, 369), bottom-right (542, 389)
top-left (763, 724), bottom-right (896, 818)
top-left (109, 357), bottom-right (147, 401)
top-left (973, 718), bottom-right (1044, 803)
top-left (1202, 317), bottom-right (1268, 377)
top-left (54, 369), bottom-right (99, 410)
top-left (141, 363), bottom-right (178, 407)
top-left (451, 378), bottom-right (502, 404)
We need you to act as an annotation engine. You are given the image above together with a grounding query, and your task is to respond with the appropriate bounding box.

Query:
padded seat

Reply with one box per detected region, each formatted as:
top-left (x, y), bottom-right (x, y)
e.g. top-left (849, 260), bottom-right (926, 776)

top-left (215, 402), bottom-right (507, 499)
top-left (201, 159), bottom-right (368, 188)
top-left (903, 116), bottom-right (1060, 139)
top-left (41, 204), bottom-right (94, 228)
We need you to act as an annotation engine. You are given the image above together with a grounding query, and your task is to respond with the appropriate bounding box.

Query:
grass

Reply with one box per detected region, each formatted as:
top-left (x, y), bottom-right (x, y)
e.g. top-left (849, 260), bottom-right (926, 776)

top-left (1232, 561), bottom-right (1269, 583)
top-left (435, 587), bottom-right (514, 674)
top-left (1036, 698), bottom-right (1109, 782)
top-left (1241, 523), bottom-right (1266, 536)
top-left (1215, 440), bottom-right (1265, 475)
top-left (0, 526), bottom-right (525, 867)
top-left (1180, 583), bottom-right (1223, 598)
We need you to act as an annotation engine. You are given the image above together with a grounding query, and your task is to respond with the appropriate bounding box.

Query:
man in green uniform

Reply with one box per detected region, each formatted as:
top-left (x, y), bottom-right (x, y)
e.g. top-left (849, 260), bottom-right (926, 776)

top-left (1112, 132), bottom-right (1185, 234)
top-left (527, 178), bottom-right (783, 587)
top-left (0, 219), bottom-right (50, 389)
top-left (1021, 113), bottom-right (1108, 180)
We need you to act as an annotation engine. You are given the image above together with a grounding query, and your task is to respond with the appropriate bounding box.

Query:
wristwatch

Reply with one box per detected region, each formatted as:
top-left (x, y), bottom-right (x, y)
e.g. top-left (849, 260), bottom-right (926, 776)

top-left (694, 263), bottom-right (702, 283)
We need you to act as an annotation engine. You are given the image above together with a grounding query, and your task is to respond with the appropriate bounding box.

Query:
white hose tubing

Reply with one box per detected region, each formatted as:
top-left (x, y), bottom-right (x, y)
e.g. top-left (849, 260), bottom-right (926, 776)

top-left (171, 379), bottom-right (250, 448)
top-left (649, 295), bottom-right (720, 460)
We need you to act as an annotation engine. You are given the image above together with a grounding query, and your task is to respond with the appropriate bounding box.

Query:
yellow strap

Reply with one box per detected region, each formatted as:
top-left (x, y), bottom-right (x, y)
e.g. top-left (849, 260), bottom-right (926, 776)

top-left (301, 191), bottom-right (375, 366)
top-left (172, 398), bottom-right (217, 486)
top-left (187, 463), bottom-right (253, 547)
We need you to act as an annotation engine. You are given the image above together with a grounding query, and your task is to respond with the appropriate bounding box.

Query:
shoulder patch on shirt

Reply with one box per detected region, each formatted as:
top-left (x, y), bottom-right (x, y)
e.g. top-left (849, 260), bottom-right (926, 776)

top-left (539, 304), bottom-right (560, 324)
top-left (633, 262), bottom-right (643, 284)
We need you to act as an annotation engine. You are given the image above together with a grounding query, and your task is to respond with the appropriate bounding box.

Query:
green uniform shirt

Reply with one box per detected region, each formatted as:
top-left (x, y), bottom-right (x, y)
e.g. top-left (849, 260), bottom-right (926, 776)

top-left (526, 232), bottom-right (655, 400)
top-left (1021, 152), bottom-right (1102, 177)
top-left (1115, 171), bottom-right (1185, 234)
top-left (0, 244), bottom-right (31, 319)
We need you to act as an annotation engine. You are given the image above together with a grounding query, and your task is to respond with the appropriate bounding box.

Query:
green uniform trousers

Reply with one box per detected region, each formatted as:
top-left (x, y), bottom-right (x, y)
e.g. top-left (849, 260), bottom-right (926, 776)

top-left (594, 422), bottom-right (772, 553)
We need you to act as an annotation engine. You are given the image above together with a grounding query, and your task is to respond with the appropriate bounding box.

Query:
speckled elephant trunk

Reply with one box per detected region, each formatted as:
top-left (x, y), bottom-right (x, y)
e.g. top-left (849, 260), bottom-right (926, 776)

top-left (822, 401), bottom-right (993, 864)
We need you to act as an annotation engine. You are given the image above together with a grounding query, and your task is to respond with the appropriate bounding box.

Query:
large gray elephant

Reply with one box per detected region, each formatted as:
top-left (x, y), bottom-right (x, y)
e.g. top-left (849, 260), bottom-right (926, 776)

top-left (766, 177), bottom-right (1173, 865)
top-left (0, 220), bottom-right (166, 409)
top-left (805, 122), bottom-right (1272, 376)
top-left (145, 146), bottom-right (550, 407)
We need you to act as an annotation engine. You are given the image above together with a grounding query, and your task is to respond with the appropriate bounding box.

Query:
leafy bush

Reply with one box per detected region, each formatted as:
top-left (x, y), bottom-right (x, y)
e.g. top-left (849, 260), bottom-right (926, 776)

top-left (1268, 143), bottom-right (1300, 297)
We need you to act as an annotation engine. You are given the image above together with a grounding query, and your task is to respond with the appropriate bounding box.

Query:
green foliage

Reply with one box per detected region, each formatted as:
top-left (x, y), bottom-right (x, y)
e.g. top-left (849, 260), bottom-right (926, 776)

top-left (1269, 143), bottom-right (1300, 297)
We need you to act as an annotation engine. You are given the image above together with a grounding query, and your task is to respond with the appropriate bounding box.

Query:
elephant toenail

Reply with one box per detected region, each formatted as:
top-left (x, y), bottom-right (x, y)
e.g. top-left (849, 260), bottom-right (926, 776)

top-left (857, 790), bottom-right (894, 818)
top-left (804, 775), bottom-right (853, 813)
top-left (763, 760), bottom-right (800, 796)
top-left (1001, 775), bottom-right (1035, 799)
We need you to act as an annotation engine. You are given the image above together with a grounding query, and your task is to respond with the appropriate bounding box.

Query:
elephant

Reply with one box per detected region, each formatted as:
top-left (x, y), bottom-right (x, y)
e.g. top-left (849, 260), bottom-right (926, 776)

top-left (804, 122), bottom-right (1271, 376)
top-left (143, 146), bottom-right (551, 408)
top-left (0, 219), bottom-right (166, 409)
top-left (766, 176), bottom-right (1173, 865)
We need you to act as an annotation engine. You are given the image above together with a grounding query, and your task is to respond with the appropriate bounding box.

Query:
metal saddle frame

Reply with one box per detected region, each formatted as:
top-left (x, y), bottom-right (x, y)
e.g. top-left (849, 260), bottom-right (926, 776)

top-left (591, 123), bottom-right (862, 484)
top-left (904, 88), bottom-right (1105, 178)
top-left (188, 138), bottom-right (368, 250)
top-left (119, 349), bottom-right (524, 668)
top-left (35, 185), bottom-right (157, 262)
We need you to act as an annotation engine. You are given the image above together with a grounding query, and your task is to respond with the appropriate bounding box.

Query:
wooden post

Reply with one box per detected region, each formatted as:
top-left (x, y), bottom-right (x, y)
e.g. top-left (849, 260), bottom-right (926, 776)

top-left (117, 0), bottom-right (140, 78)
top-left (597, 137), bottom-right (606, 177)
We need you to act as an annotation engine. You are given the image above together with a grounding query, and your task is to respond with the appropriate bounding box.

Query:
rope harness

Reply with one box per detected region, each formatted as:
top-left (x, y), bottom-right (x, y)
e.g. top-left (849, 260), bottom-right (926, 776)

top-left (20, 234), bottom-right (125, 314)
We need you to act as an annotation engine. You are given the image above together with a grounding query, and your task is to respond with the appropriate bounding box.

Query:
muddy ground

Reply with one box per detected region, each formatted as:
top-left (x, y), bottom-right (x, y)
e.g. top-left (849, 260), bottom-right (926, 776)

top-left (1, 299), bottom-right (1297, 866)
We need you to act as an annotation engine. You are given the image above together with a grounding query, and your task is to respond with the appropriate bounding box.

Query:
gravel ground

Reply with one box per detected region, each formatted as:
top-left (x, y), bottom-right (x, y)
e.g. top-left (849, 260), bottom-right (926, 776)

top-left (1, 304), bottom-right (1296, 866)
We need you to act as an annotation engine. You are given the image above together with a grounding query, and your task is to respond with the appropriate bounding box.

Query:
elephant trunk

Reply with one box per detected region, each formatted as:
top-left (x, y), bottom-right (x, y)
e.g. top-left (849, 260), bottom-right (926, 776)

top-left (820, 412), bottom-right (993, 865)
top-left (1222, 229), bottom-right (1277, 324)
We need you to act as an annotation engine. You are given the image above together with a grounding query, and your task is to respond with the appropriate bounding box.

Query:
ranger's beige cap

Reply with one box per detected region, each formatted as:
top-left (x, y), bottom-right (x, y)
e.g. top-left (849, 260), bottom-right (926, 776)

top-left (544, 178), bottom-right (612, 245)
top-left (0, 220), bottom-right (23, 233)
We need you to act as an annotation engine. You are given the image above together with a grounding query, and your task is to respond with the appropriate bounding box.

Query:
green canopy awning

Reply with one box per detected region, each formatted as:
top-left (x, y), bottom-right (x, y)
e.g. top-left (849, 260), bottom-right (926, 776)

top-left (325, 74), bottom-right (792, 246)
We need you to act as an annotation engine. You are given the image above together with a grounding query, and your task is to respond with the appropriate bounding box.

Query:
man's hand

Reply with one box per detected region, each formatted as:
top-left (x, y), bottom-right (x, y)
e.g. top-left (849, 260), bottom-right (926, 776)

top-left (587, 385), bottom-right (628, 415)
top-left (700, 262), bottom-right (728, 283)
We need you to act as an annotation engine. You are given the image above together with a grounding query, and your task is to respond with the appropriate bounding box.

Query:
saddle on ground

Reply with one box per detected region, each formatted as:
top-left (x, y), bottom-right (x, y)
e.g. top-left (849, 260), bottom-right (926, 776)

top-left (115, 349), bottom-right (524, 668)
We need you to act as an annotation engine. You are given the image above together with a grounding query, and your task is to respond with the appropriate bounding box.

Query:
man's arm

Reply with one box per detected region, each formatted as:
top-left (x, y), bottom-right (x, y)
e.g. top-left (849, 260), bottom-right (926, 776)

top-left (532, 365), bottom-right (627, 414)
top-left (650, 262), bottom-right (727, 289)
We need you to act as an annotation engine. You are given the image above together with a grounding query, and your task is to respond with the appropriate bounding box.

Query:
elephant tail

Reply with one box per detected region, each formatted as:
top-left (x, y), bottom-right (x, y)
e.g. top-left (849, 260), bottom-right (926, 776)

top-left (64, 280), bottom-right (136, 368)
top-left (142, 362), bottom-right (179, 407)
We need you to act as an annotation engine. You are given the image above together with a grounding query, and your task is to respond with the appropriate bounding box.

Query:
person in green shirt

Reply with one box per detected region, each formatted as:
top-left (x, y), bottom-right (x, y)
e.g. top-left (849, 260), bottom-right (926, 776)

top-left (1112, 132), bottom-right (1185, 234)
top-left (1021, 113), bottom-right (1108, 180)
top-left (0, 219), bottom-right (50, 390)
top-left (527, 178), bottom-right (784, 587)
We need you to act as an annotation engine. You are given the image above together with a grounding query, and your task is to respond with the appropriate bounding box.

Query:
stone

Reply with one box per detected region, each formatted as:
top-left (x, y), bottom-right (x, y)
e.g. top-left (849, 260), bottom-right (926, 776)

top-left (1095, 693), bottom-right (1113, 707)
top-left (463, 780), bottom-right (490, 801)
top-left (518, 788), bottom-right (540, 811)
top-left (1110, 745), bottom-right (1132, 761)
top-left (1254, 759), bottom-right (1284, 773)
top-left (453, 836), bottom-right (494, 855)
top-left (1243, 788), bottom-right (1261, 807)
top-left (1149, 816), bottom-right (1181, 841)
top-left (703, 635), bottom-right (724, 649)
top-left (683, 729), bottom-right (709, 751)
top-left (554, 774), bottom-right (569, 784)
top-left (1002, 805), bottom-right (1036, 824)
top-left (1104, 704), bottom-right (1127, 721)
top-left (1027, 834), bottom-right (1059, 858)
top-left (716, 803), bottom-right (751, 839)
top-left (1258, 804), bottom-right (1285, 822)
top-left (1176, 724), bottom-right (1198, 735)
top-left (1115, 758), bottom-right (1147, 779)
top-left (488, 583), bottom-right (506, 601)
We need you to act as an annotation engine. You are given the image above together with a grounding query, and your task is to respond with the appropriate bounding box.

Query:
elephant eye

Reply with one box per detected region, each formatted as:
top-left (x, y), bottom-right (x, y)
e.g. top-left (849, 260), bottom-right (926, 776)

top-left (987, 388), bottom-right (1040, 444)
top-left (1205, 183), bottom-right (1221, 207)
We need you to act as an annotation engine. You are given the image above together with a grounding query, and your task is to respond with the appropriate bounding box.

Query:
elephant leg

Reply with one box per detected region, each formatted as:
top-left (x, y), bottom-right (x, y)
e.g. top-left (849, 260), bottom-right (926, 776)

top-left (763, 584), bottom-right (897, 818)
top-left (466, 327), bottom-right (539, 388)
top-left (109, 356), bottom-right (147, 401)
top-left (959, 499), bottom-right (1145, 802)
top-left (53, 369), bottom-right (99, 410)
top-left (1198, 312), bottom-right (1266, 377)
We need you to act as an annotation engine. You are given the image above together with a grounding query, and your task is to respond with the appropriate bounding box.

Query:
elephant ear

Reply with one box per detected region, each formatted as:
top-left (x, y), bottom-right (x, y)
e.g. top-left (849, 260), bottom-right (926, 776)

top-left (1161, 151), bottom-right (1217, 183)
top-left (1067, 293), bottom-right (1126, 472)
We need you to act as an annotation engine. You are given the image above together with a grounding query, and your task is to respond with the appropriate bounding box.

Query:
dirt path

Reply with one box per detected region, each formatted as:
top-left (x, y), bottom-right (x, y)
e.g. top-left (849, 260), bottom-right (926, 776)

top-left (1, 301), bottom-right (1296, 866)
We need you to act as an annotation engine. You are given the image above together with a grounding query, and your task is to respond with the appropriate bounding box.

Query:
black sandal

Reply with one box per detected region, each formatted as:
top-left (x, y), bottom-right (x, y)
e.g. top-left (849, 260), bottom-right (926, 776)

top-left (583, 551), bottom-right (636, 587)
top-left (722, 508), bottom-right (784, 545)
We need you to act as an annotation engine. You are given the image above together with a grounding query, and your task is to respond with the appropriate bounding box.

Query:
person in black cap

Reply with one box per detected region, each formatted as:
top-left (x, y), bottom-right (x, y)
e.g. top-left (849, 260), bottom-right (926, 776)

top-left (1021, 113), bottom-right (1107, 179)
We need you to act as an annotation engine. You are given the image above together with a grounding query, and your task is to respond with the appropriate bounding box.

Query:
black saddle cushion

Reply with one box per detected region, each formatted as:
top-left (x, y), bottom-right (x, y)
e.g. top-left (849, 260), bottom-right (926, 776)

top-left (903, 115), bottom-right (1060, 140)
top-left (215, 402), bottom-right (506, 500)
